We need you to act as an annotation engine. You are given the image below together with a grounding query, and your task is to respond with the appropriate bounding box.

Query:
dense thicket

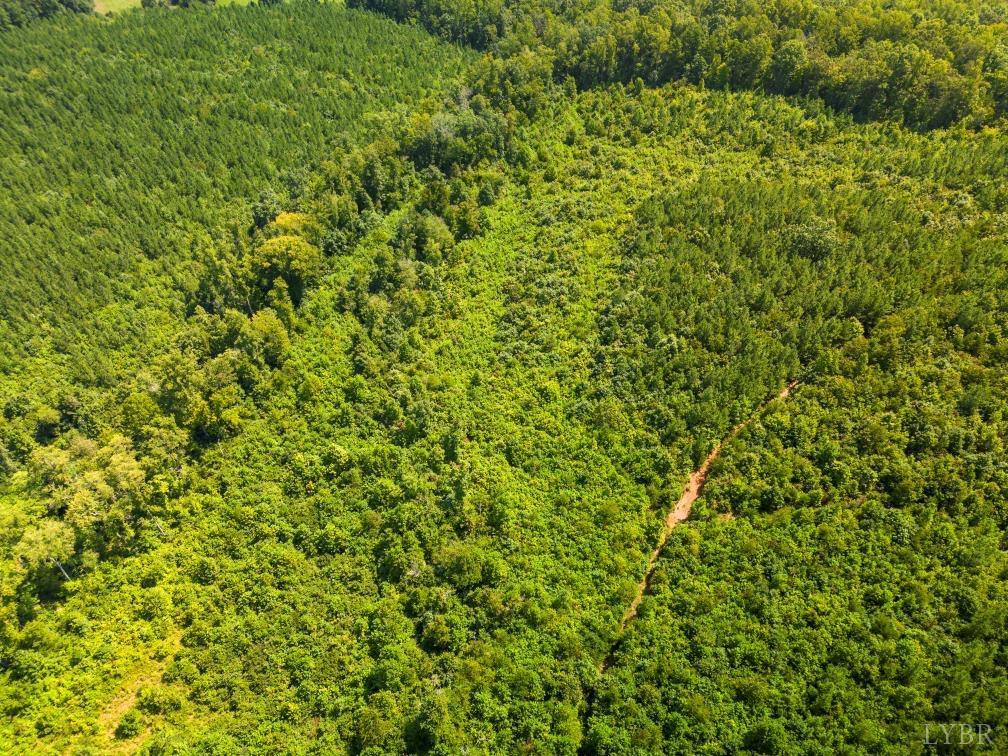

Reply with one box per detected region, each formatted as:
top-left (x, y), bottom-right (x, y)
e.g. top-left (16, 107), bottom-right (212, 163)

top-left (351, 0), bottom-right (1008, 128)
top-left (1, 0), bottom-right (1007, 753)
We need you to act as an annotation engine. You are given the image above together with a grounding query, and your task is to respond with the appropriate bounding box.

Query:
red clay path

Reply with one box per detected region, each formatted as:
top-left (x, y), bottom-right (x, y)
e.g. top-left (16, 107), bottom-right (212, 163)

top-left (605, 379), bottom-right (799, 666)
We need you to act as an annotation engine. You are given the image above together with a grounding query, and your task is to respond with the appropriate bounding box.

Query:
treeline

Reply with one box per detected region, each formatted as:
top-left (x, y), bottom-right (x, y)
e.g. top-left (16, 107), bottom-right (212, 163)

top-left (0, 18), bottom-right (492, 577)
top-left (0, 73), bottom-right (531, 747)
top-left (0, 0), bottom-right (90, 30)
top-left (6, 133), bottom-right (428, 598)
top-left (351, 0), bottom-right (1008, 129)
top-left (0, 3), bottom-right (471, 377)
top-left (140, 0), bottom-right (214, 9)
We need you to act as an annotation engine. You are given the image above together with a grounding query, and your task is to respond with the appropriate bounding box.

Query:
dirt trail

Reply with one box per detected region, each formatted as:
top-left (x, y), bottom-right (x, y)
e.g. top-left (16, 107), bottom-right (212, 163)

top-left (91, 628), bottom-right (182, 752)
top-left (603, 379), bottom-right (798, 669)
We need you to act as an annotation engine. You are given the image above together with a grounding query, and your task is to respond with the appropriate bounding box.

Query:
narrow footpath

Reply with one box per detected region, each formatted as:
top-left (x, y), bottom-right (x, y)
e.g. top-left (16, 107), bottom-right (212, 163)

top-left (602, 379), bottom-right (799, 672)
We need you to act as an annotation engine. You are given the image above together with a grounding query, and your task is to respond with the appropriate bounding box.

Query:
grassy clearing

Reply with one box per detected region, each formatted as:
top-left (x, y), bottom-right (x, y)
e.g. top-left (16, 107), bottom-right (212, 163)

top-left (94, 0), bottom-right (253, 14)
top-left (93, 0), bottom-right (137, 13)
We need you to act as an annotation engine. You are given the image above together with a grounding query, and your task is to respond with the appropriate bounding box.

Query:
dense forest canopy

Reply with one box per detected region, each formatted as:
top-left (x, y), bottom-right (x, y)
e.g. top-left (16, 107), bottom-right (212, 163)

top-left (0, 0), bottom-right (1006, 753)
top-left (351, 0), bottom-right (1008, 128)
top-left (0, 0), bottom-right (91, 31)
top-left (0, 4), bottom-right (471, 380)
